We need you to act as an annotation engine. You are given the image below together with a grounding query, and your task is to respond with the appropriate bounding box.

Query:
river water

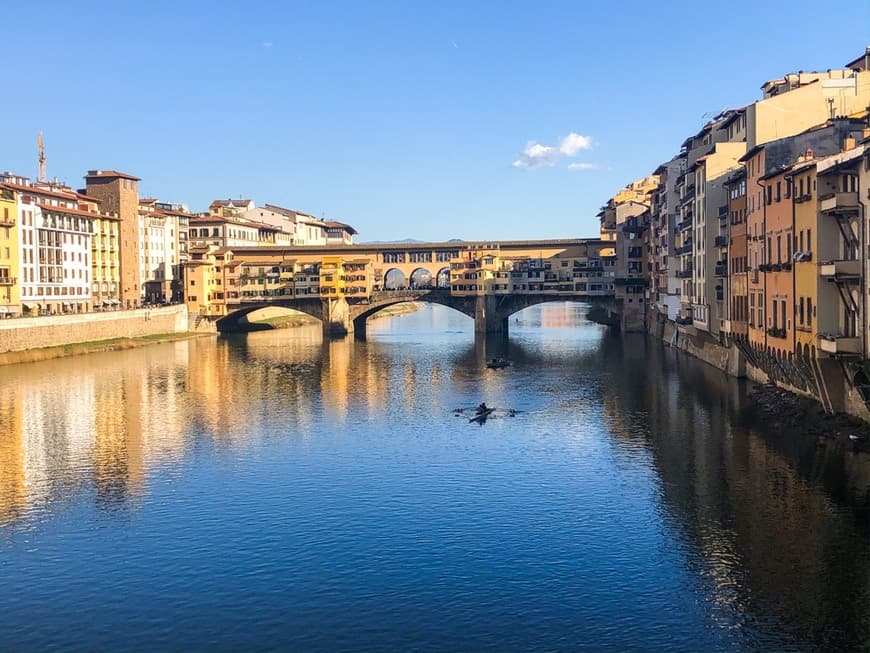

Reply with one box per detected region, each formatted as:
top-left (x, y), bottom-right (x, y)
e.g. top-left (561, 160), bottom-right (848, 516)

top-left (0, 303), bottom-right (868, 652)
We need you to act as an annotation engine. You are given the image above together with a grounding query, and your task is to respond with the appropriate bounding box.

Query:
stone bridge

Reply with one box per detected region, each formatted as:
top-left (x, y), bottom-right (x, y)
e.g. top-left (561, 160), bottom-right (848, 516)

top-left (216, 289), bottom-right (620, 338)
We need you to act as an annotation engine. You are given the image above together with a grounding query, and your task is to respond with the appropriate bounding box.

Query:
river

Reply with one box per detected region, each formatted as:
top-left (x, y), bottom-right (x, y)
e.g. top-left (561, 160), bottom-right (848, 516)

top-left (0, 303), bottom-right (868, 652)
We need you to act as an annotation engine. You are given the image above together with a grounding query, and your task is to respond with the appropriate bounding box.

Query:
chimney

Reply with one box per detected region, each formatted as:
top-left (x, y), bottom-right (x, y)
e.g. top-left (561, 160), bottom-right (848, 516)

top-left (805, 148), bottom-right (813, 159)
top-left (844, 136), bottom-right (856, 151)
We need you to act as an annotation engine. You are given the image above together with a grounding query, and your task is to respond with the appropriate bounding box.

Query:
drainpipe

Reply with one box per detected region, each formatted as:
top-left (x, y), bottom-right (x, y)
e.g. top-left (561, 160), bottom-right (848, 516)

top-left (756, 176), bottom-right (767, 352)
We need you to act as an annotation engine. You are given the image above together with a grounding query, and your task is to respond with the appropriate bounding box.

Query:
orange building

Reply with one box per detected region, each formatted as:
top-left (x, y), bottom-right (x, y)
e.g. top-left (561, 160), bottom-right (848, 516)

top-left (758, 166), bottom-right (794, 356)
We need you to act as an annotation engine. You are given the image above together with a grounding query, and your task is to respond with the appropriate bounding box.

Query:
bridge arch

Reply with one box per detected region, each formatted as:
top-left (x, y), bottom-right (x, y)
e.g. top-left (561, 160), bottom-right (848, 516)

top-left (215, 299), bottom-right (325, 332)
top-left (409, 267), bottom-right (434, 289)
top-left (436, 267), bottom-right (450, 289)
top-left (384, 268), bottom-right (407, 290)
top-left (349, 290), bottom-right (476, 335)
top-left (493, 295), bottom-right (613, 326)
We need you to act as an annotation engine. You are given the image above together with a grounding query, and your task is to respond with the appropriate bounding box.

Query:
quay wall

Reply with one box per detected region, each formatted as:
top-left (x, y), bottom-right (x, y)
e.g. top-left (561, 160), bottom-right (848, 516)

top-left (0, 306), bottom-right (198, 353)
top-left (646, 311), bottom-right (870, 422)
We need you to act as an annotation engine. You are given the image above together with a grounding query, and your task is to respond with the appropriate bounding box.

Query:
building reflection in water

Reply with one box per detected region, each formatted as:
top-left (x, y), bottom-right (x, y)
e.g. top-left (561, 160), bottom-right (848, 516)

top-left (0, 304), bottom-right (867, 651)
top-left (598, 333), bottom-right (870, 650)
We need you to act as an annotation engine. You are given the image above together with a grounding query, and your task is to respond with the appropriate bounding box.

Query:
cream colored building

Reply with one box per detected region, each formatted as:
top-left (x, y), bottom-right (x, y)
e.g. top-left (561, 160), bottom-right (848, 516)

top-left (1, 175), bottom-right (96, 315)
top-left (747, 64), bottom-right (870, 149)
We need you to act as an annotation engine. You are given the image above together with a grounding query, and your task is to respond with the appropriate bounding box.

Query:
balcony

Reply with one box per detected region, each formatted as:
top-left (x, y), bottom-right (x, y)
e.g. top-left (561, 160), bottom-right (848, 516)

top-left (718, 206), bottom-right (728, 220)
top-left (766, 327), bottom-right (787, 339)
top-left (0, 277), bottom-right (15, 286)
top-left (676, 268), bottom-right (693, 279)
top-left (714, 262), bottom-right (727, 277)
top-left (677, 218), bottom-right (692, 232)
top-left (819, 192), bottom-right (859, 215)
top-left (819, 334), bottom-right (862, 355)
top-left (714, 235), bottom-right (728, 248)
top-left (614, 277), bottom-right (649, 287)
top-left (820, 259), bottom-right (861, 280)
top-left (675, 316), bottom-right (693, 326)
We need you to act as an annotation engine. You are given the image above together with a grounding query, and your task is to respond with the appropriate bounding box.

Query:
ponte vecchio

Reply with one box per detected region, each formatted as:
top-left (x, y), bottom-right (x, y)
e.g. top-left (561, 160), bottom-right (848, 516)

top-left (184, 238), bottom-right (630, 337)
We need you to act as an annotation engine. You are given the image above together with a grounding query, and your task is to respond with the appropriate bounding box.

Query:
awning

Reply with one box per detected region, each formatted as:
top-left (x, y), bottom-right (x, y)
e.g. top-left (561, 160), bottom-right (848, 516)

top-left (110, 299), bottom-right (120, 305)
top-left (22, 303), bottom-right (36, 310)
top-left (102, 299), bottom-right (111, 306)
top-left (0, 307), bottom-right (7, 314)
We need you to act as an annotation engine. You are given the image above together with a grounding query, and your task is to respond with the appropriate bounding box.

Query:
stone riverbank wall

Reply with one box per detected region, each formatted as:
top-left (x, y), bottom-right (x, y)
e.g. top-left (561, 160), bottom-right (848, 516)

top-left (647, 312), bottom-right (870, 422)
top-left (0, 305), bottom-right (213, 353)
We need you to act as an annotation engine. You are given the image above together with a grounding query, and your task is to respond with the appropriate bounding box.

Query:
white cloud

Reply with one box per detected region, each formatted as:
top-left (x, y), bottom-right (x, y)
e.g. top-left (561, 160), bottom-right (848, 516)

top-left (567, 162), bottom-right (602, 171)
top-left (559, 133), bottom-right (593, 156)
top-left (512, 141), bottom-right (561, 168)
top-left (512, 132), bottom-right (594, 169)
top-left (262, 41), bottom-right (273, 49)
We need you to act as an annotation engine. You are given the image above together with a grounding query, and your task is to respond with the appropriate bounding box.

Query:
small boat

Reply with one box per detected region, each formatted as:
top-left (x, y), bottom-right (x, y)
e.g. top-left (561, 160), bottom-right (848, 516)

top-left (468, 408), bottom-right (496, 423)
top-left (486, 358), bottom-right (511, 369)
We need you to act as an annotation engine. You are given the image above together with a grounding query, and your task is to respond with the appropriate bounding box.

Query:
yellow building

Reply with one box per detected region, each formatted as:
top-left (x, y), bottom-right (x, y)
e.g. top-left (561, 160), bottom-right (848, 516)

top-left (0, 186), bottom-right (19, 316)
top-left (318, 256), bottom-right (344, 297)
top-left (91, 213), bottom-right (121, 308)
top-left (185, 246), bottom-right (237, 317)
top-left (449, 247), bottom-right (501, 296)
top-left (611, 175), bottom-right (660, 205)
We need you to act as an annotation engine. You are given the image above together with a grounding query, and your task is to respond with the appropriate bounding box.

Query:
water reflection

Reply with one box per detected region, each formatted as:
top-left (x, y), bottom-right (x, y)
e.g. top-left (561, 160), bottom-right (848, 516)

top-left (0, 304), bottom-right (867, 651)
top-left (598, 334), bottom-right (870, 650)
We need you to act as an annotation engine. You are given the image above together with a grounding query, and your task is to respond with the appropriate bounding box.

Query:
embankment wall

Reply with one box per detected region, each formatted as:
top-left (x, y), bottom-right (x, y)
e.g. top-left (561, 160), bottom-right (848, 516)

top-left (646, 311), bottom-right (870, 422)
top-left (0, 306), bottom-right (199, 353)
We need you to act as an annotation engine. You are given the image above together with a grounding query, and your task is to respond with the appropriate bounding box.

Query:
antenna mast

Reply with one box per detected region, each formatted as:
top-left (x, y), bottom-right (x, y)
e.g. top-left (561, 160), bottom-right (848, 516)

top-left (37, 132), bottom-right (46, 182)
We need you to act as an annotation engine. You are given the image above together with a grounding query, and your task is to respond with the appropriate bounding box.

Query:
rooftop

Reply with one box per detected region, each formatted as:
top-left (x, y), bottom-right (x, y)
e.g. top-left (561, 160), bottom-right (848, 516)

top-left (85, 169), bottom-right (141, 181)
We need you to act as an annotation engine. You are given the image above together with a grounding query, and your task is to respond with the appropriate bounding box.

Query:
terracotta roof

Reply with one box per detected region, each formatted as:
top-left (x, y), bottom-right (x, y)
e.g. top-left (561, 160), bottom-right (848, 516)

top-left (189, 215), bottom-right (230, 225)
top-left (40, 203), bottom-right (119, 221)
top-left (738, 144), bottom-right (765, 163)
top-left (759, 165), bottom-right (792, 182)
top-left (0, 181), bottom-right (83, 204)
top-left (263, 203), bottom-right (314, 220)
top-left (84, 169), bottom-right (141, 181)
top-left (323, 220), bottom-right (358, 235)
top-left (716, 107), bottom-right (746, 130)
top-left (209, 198), bottom-right (252, 208)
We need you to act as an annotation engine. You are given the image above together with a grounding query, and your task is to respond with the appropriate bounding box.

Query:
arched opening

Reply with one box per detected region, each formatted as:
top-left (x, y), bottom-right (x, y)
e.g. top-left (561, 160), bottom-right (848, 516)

top-left (242, 306), bottom-right (318, 330)
top-left (216, 303), bottom-right (324, 333)
top-left (409, 268), bottom-right (433, 289)
top-left (384, 268), bottom-right (407, 290)
top-left (436, 267), bottom-right (450, 289)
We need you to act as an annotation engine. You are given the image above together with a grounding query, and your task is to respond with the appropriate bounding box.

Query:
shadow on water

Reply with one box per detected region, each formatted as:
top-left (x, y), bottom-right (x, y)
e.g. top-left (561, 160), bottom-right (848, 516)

top-left (597, 332), bottom-right (870, 651)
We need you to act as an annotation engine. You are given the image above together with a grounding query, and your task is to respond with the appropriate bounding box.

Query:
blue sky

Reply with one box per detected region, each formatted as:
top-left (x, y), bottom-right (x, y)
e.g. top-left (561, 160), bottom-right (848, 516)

top-left (2, 1), bottom-right (868, 241)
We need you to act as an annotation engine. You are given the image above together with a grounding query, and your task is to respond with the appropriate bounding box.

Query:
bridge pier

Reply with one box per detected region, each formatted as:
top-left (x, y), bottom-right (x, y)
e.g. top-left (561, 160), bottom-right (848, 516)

top-left (474, 295), bottom-right (508, 335)
top-left (322, 297), bottom-right (354, 338)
